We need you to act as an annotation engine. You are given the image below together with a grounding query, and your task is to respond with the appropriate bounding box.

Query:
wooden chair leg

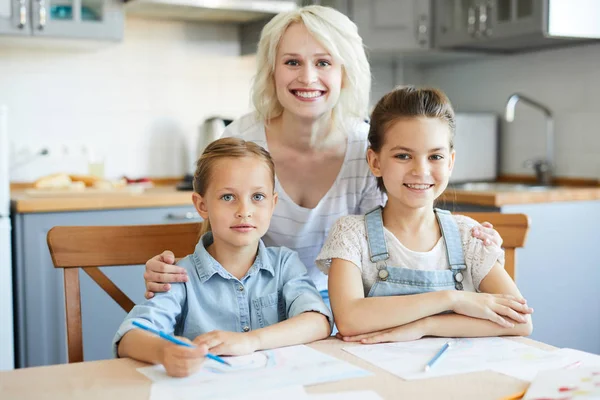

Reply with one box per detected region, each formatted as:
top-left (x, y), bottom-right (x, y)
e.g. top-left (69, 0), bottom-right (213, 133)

top-left (63, 268), bottom-right (84, 363)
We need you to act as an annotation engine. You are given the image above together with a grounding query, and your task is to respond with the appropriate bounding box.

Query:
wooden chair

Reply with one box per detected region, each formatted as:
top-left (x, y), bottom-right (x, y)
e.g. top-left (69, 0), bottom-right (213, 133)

top-left (47, 223), bottom-right (201, 363)
top-left (461, 213), bottom-right (530, 280)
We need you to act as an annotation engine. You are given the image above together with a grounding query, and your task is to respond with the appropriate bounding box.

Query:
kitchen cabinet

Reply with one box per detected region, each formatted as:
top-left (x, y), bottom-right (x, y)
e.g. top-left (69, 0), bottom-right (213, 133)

top-left (12, 205), bottom-right (201, 368)
top-left (450, 201), bottom-right (600, 355)
top-left (241, 0), bottom-right (430, 55)
top-left (0, 0), bottom-right (123, 40)
top-left (433, 0), bottom-right (598, 52)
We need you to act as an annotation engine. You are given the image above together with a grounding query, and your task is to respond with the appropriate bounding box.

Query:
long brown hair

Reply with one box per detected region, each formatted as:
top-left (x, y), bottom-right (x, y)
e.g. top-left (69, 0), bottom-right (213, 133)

top-left (367, 86), bottom-right (456, 193)
top-left (193, 137), bottom-right (276, 236)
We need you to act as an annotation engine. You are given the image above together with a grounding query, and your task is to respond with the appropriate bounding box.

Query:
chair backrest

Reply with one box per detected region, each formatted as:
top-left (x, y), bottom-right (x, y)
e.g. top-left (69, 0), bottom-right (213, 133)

top-left (47, 223), bottom-right (201, 363)
top-left (460, 212), bottom-right (530, 281)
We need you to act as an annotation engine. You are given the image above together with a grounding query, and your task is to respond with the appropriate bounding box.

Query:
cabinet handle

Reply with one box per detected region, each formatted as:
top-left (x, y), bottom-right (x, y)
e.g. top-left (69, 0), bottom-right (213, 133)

top-left (478, 2), bottom-right (492, 37)
top-left (467, 6), bottom-right (477, 36)
top-left (165, 212), bottom-right (202, 221)
top-left (37, 0), bottom-right (46, 30)
top-left (17, 0), bottom-right (27, 29)
top-left (416, 14), bottom-right (428, 47)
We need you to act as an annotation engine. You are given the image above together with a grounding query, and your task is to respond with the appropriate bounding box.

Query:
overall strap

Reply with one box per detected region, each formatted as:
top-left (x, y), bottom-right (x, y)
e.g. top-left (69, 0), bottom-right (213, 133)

top-left (434, 208), bottom-right (467, 290)
top-left (364, 206), bottom-right (389, 263)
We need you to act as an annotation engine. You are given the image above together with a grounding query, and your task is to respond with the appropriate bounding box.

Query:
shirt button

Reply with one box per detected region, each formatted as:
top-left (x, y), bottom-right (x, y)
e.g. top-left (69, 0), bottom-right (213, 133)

top-left (238, 285), bottom-right (244, 292)
top-left (243, 326), bottom-right (250, 332)
top-left (378, 269), bottom-right (389, 281)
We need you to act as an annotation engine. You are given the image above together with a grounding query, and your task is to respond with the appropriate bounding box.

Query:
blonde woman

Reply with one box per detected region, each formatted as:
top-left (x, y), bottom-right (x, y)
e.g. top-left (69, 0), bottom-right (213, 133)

top-left (143, 6), bottom-right (502, 306)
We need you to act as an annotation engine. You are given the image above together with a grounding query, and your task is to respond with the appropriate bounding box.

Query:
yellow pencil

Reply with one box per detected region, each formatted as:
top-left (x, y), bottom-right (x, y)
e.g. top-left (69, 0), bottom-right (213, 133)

top-left (498, 389), bottom-right (526, 400)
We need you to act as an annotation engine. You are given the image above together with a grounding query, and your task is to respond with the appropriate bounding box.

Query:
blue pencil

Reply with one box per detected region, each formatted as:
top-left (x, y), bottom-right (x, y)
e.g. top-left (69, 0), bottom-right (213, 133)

top-left (132, 321), bottom-right (231, 366)
top-left (424, 340), bottom-right (451, 372)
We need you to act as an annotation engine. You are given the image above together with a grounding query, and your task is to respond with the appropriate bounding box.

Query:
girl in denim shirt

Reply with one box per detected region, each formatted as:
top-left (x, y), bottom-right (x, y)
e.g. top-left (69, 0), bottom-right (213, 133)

top-left (316, 87), bottom-right (533, 343)
top-left (114, 138), bottom-right (332, 377)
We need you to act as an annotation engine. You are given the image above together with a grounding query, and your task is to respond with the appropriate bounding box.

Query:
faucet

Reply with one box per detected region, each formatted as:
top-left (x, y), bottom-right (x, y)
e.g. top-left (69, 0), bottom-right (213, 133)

top-left (505, 93), bottom-right (554, 186)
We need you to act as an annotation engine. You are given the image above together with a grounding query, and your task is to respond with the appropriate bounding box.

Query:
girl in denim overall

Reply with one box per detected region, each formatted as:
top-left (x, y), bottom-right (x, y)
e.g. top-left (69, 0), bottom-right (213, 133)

top-left (316, 87), bottom-right (534, 343)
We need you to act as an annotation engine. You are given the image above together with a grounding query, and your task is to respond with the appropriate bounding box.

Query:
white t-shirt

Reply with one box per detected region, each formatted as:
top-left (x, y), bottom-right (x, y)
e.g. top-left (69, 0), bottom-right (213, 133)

top-left (223, 113), bottom-right (386, 291)
top-left (316, 214), bottom-right (505, 296)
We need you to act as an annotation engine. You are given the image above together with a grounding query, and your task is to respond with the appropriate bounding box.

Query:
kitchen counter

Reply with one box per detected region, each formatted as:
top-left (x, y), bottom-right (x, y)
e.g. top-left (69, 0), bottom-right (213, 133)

top-left (11, 187), bottom-right (194, 213)
top-left (11, 179), bottom-right (600, 213)
top-left (440, 185), bottom-right (600, 207)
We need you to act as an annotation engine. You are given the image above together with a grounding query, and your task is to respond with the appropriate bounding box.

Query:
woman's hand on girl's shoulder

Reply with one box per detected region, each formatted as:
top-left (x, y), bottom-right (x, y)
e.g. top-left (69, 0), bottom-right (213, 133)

top-left (450, 291), bottom-right (533, 328)
top-left (144, 250), bottom-right (189, 299)
top-left (336, 318), bottom-right (427, 344)
top-left (471, 222), bottom-right (503, 247)
top-left (193, 330), bottom-right (261, 356)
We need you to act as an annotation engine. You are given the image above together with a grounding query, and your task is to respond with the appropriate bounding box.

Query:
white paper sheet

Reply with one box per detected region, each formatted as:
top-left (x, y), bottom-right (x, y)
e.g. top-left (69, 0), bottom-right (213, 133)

top-left (309, 390), bottom-right (384, 399)
top-left (493, 347), bottom-right (600, 382)
top-left (140, 345), bottom-right (370, 400)
top-left (524, 366), bottom-right (600, 399)
top-left (343, 337), bottom-right (558, 380)
top-left (150, 384), bottom-right (309, 400)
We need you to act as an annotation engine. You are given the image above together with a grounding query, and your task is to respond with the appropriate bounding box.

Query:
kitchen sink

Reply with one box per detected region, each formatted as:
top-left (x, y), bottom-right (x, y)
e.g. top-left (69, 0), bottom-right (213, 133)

top-left (449, 182), bottom-right (554, 192)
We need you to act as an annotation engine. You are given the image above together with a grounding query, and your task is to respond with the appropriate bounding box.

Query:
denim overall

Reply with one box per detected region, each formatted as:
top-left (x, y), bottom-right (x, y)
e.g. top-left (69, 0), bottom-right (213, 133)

top-left (365, 207), bottom-right (467, 297)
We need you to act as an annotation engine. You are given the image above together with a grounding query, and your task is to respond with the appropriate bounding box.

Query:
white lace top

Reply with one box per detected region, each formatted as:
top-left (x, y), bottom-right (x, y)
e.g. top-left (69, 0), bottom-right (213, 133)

top-left (315, 214), bottom-right (505, 296)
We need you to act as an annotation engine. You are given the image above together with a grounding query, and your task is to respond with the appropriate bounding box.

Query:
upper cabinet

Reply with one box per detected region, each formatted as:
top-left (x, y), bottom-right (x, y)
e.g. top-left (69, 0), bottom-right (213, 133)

top-left (434, 0), bottom-right (600, 52)
top-left (297, 0), bottom-right (431, 52)
top-left (0, 0), bottom-right (123, 40)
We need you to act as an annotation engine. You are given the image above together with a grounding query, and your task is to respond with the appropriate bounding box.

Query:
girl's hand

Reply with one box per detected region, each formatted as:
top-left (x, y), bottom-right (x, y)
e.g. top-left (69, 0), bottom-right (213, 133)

top-left (451, 291), bottom-right (533, 328)
top-left (160, 337), bottom-right (207, 377)
top-left (144, 250), bottom-right (188, 299)
top-left (471, 222), bottom-right (503, 247)
top-left (337, 319), bottom-right (427, 344)
top-left (193, 330), bottom-right (261, 356)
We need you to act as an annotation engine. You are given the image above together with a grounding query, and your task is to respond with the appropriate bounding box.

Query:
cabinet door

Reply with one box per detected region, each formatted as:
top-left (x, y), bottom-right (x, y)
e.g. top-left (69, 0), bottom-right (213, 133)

top-left (352, 0), bottom-right (431, 52)
top-left (13, 206), bottom-right (200, 368)
top-left (0, 0), bottom-right (31, 35)
top-left (487, 0), bottom-right (543, 39)
top-left (30, 0), bottom-right (123, 40)
top-left (434, 0), bottom-right (480, 47)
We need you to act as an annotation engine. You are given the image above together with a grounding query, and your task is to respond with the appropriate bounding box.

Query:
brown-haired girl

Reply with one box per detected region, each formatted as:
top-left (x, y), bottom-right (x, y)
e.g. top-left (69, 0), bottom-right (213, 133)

top-left (114, 137), bottom-right (332, 377)
top-left (316, 87), bottom-right (533, 343)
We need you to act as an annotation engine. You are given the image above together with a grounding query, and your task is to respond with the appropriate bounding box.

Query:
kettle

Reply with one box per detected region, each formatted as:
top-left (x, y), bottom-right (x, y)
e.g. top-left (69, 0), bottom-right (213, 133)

top-left (178, 116), bottom-right (233, 191)
top-left (196, 117), bottom-right (229, 161)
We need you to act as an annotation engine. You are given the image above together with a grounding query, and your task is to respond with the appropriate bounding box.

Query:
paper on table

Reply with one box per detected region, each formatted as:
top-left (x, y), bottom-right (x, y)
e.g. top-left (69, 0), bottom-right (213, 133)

top-left (493, 347), bottom-right (600, 382)
top-left (523, 366), bottom-right (600, 399)
top-left (140, 345), bottom-right (370, 400)
top-left (309, 390), bottom-right (384, 399)
top-left (150, 384), bottom-right (309, 400)
top-left (343, 337), bottom-right (556, 380)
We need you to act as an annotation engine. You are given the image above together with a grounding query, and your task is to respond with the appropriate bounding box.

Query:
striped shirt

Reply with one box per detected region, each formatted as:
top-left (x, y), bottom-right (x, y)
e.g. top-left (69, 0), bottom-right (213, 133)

top-left (223, 113), bottom-right (386, 291)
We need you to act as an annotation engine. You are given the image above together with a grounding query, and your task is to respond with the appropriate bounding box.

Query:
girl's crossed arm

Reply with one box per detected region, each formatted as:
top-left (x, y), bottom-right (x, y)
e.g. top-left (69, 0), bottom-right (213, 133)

top-left (339, 262), bottom-right (533, 343)
top-left (329, 259), bottom-right (532, 338)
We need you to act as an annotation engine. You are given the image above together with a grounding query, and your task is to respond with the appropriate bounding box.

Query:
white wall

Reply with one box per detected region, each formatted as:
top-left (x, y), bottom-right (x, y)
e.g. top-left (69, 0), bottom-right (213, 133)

top-left (1, 17), bottom-right (257, 181)
top-left (416, 43), bottom-right (600, 179)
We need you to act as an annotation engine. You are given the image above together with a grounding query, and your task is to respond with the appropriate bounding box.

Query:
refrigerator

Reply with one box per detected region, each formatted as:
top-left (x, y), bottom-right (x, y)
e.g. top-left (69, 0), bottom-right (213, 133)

top-left (0, 105), bottom-right (15, 370)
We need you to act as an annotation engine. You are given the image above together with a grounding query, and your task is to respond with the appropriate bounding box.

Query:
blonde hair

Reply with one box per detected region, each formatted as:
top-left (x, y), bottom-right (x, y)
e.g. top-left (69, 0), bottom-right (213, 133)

top-left (252, 5), bottom-right (371, 147)
top-left (193, 137), bottom-right (275, 236)
top-left (368, 86), bottom-right (456, 193)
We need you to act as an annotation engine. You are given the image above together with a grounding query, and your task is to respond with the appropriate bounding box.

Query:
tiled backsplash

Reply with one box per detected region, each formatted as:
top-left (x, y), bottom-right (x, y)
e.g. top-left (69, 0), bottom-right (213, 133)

top-left (415, 43), bottom-right (600, 179)
top-left (1, 17), bottom-right (257, 181)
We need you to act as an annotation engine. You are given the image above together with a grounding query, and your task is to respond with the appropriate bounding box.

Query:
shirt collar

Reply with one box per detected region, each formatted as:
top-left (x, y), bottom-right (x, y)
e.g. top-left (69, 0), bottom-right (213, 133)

top-left (191, 232), bottom-right (274, 283)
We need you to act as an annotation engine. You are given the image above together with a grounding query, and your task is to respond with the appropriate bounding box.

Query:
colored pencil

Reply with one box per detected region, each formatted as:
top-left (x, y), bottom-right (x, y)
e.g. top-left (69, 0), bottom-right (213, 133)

top-left (132, 320), bottom-right (231, 366)
top-left (424, 340), bottom-right (451, 372)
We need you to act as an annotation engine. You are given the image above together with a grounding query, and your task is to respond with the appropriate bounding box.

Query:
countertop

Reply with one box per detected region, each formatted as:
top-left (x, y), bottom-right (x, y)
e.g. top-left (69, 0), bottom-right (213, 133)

top-left (11, 179), bottom-right (600, 213)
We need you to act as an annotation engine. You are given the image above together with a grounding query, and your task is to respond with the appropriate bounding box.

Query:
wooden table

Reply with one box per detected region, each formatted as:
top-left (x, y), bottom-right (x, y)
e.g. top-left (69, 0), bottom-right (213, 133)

top-left (0, 337), bottom-right (554, 400)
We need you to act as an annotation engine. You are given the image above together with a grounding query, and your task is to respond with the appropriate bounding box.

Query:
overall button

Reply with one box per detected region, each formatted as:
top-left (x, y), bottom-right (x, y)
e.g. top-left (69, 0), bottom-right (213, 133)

top-left (454, 272), bottom-right (464, 283)
top-left (455, 282), bottom-right (464, 291)
top-left (378, 269), bottom-right (389, 281)
top-left (242, 326), bottom-right (250, 332)
top-left (238, 285), bottom-right (244, 292)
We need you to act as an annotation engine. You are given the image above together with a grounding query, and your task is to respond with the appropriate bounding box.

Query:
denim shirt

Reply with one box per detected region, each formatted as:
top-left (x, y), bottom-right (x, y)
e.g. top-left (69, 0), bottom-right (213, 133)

top-left (112, 233), bottom-right (333, 356)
